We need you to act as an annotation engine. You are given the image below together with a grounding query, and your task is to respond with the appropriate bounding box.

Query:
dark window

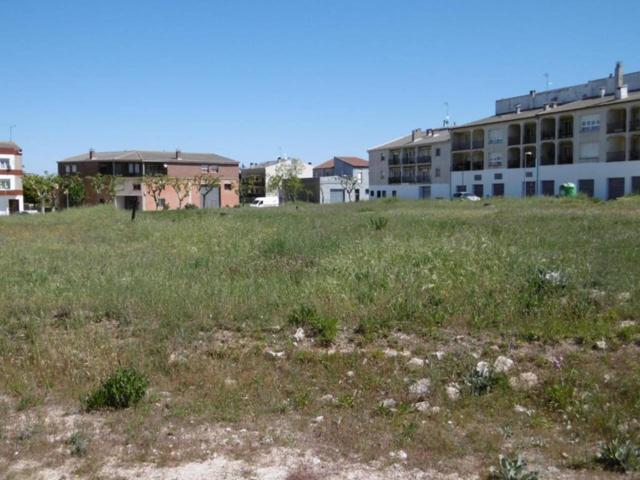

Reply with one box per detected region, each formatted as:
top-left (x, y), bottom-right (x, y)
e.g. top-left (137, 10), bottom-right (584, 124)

top-left (632, 177), bottom-right (640, 195)
top-left (578, 179), bottom-right (595, 198)
top-left (607, 177), bottom-right (625, 200)
top-left (473, 184), bottom-right (484, 197)
top-left (494, 173), bottom-right (503, 180)
top-left (376, 191), bottom-right (381, 198)
top-left (365, 189), bottom-right (369, 194)
top-left (435, 148), bottom-right (441, 157)
top-left (133, 184), bottom-right (141, 191)
top-left (456, 185), bottom-right (466, 193)
top-left (382, 191), bottom-right (387, 198)
top-left (541, 180), bottom-right (555, 196)
top-left (492, 183), bottom-right (505, 197)
top-left (474, 174), bottom-right (482, 181)
top-left (524, 181), bottom-right (536, 196)
top-left (224, 183), bottom-right (232, 190)
top-left (525, 171), bottom-right (533, 178)
top-left (392, 190), bottom-right (397, 197)
top-left (435, 168), bottom-right (441, 177)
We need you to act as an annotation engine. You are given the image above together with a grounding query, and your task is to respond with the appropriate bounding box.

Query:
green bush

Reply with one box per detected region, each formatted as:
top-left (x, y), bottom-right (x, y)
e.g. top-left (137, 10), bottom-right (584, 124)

top-left (288, 305), bottom-right (338, 346)
top-left (369, 216), bottom-right (388, 231)
top-left (596, 437), bottom-right (640, 472)
top-left (184, 203), bottom-right (198, 210)
top-left (463, 366), bottom-right (501, 396)
top-left (489, 455), bottom-right (539, 480)
top-left (85, 367), bottom-right (148, 411)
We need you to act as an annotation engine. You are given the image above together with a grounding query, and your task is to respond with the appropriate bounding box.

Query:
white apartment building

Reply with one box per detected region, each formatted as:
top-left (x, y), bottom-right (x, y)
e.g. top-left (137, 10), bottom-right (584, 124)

top-left (0, 142), bottom-right (24, 215)
top-left (240, 156), bottom-right (314, 203)
top-left (368, 128), bottom-right (451, 199)
top-left (450, 62), bottom-right (640, 200)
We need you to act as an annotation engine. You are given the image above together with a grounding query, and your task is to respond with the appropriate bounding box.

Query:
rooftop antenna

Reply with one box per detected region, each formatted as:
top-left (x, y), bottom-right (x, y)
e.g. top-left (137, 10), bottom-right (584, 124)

top-left (544, 73), bottom-right (553, 90)
top-left (443, 102), bottom-right (450, 128)
top-left (9, 125), bottom-right (16, 142)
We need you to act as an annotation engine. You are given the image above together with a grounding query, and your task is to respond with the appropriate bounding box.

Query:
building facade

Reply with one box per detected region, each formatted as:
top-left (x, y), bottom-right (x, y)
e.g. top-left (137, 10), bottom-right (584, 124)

top-left (450, 62), bottom-right (640, 200)
top-left (368, 128), bottom-right (451, 199)
top-left (58, 149), bottom-right (240, 210)
top-left (240, 157), bottom-right (313, 203)
top-left (0, 142), bottom-right (24, 215)
top-left (307, 156), bottom-right (369, 204)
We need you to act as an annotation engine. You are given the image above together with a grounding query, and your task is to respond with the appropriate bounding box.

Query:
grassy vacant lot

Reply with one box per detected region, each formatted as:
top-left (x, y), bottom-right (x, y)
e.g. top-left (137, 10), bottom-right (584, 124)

top-left (1, 197), bottom-right (639, 477)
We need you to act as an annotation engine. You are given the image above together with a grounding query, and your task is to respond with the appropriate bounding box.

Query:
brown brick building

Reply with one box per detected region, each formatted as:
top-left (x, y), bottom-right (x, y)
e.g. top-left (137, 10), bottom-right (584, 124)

top-left (58, 149), bottom-right (240, 210)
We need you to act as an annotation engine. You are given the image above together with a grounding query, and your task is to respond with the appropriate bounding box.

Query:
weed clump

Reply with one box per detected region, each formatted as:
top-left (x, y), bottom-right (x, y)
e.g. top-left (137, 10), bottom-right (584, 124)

top-left (67, 431), bottom-right (89, 457)
top-left (596, 437), bottom-right (640, 473)
top-left (288, 305), bottom-right (338, 346)
top-left (489, 454), bottom-right (539, 480)
top-left (463, 363), bottom-right (503, 396)
top-left (369, 216), bottom-right (388, 231)
top-left (85, 367), bottom-right (148, 411)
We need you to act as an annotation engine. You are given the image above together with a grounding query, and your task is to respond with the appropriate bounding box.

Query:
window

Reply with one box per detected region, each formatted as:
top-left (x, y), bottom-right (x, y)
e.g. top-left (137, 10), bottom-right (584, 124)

top-left (0, 179), bottom-right (10, 190)
top-left (488, 128), bottom-right (504, 145)
top-left (632, 177), bottom-right (640, 195)
top-left (201, 165), bottom-right (209, 172)
top-left (64, 164), bottom-right (78, 174)
top-left (158, 198), bottom-right (167, 208)
top-left (382, 191), bottom-right (387, 198)
top-left (381, 154), bottom-right (385, 162)
top-left (365, 189), bottom-right (369, 194)
top-left (435, 148), bottom-right (441, 157)
top-left (578, 179), bottom-right (595, 198)
top-left (127, 163), bottom-right (141, 175)
top-left (376, 191), bottom-right (381, 198)
top-left (435, 168), bottom-right (441, 177)
top-left (525, 171), bottom-right (533, 178)
top-left (579, 142), bottom-right (600, 162)
top-left (580, 114), bottom-right (600, 132)
top-left (133, 184), bottom-right (141, 191)
top-left (474, 174), bottom-right (482, 181)
top-left (0, 158), bottom-right (10, 169)
top-left (224, 183), bottom-right (232, 190)
top-left (456, 185), bottom-right (466, 193)
top-left (492, 183), bottom-right (505, 196)
top-left (392, 190), bottom-right (397, 197)
top-left (494, 173), bottom-right (503, 180)
top-left (541, 180), bottom-right (555, 196)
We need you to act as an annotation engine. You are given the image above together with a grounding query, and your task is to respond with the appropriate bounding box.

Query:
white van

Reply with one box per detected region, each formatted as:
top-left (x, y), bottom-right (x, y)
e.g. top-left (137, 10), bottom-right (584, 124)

top-left (250, 196), bottom-right (279, 208)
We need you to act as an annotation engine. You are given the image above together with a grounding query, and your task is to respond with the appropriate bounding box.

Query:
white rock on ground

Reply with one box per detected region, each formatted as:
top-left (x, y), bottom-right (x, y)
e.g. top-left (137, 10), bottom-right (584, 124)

top-left (510, 372), bottom-right (539, 390)
top-left (618, 291), bottom-right (631, 302)
top-left (493, 356), bottom-right (514, 373)
top-left (265, 349), bottom-right (285, 359)
top-left (406, 357), bottom-right (426, 370)
top-left (620, 320), bottom-right (636, 328)
top-left (319, 394), bottom-right (336, 404)
top-left (414, 401), bottom-right (430, 413)
top-left (408, 378), bottom-right (431, 398)
top-left (292, 328), bottom-right (305, 342)
top-left (433, 351), bottom-right (445, 360)
top-left (594, 339), bottom-right (607, 350)
top-left (380, 398), bottom-right (397, 409)
top-left (475, 361), bottom-right (490, 377)
top-left (383, 348), bottom-right (398, 358)
top-left (389, 450), bottom-right (408, 461)
top-left (445, 383), bottom-right (461, 401)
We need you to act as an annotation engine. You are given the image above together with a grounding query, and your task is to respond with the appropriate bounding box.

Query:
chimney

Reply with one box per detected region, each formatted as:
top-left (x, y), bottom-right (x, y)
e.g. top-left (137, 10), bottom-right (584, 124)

top-left (615, 61), bottom-right (628, 100)
top-left (89, 148), bottom-right (95, 160)
top-left (411, 128), bottom-right (423, 141)
top-left (175, 149), bottom-right (181, 159)
top-left (543, 103), bottom-right (551, 111)
top-left (427, 129), bottom-right (434, 137)
top-left (529, 90), bottom-right (536, 98)
top-left (515, 104), bottom-right (522, 114)
top-left (600, 87), bottom-right (606, 98)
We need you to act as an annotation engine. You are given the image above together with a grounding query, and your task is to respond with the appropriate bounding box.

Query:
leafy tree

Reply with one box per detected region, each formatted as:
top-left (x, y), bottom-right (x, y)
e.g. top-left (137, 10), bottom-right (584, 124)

top-left (89, 174), bottom-right (120, 204)
top-left (268, 159), bottom-right (308, 203)
top-left (59, 174), bottom-right (86, 207)
top-left (142, 174), bottom-right (169, 210)
top-left (339, 175), bottom-right (360, 202)
top-left (194, 173), bottom-right (221, 208)
top-left (169, 176), bottom-right (194, 209)
top-left (23, 173), bottom-right (57, 213)
top-left (239, 175), bottom-right (257, 204)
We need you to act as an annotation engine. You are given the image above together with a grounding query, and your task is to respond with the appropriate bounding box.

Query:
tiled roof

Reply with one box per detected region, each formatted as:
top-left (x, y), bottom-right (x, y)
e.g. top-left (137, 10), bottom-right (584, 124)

top-left (368, 129), bottom-right (450, 152)
top-left (59, 150), bottom-right (239, 165)
top-left (0, 141), bottom-right (21, 151)
top-left (314, 157), bottom-right (369, 170)
top-left (453, 90), bottom-right (640, 129)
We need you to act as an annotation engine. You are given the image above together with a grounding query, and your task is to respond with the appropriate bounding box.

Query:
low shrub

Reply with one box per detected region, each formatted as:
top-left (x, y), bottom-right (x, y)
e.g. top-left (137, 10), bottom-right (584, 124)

top-left (596, 437), bottom-right (640, 472)
top-left (489, 454), bottom-right (539, 480)
top-left (463, 366), bottom-right (501, 396)
top-left (369, 216), bottom-right (388, 231)
top-left (288, 305), bottom-right (338, 346)
top-left (84, 367), bottom-right (148, 411)
top-left (67, 431), bottom-right (89, 457)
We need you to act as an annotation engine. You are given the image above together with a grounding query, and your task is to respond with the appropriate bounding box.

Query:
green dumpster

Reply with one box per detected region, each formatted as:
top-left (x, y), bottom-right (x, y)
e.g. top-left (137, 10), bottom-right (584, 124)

top-left (559, 183), bottom-right (577, 197)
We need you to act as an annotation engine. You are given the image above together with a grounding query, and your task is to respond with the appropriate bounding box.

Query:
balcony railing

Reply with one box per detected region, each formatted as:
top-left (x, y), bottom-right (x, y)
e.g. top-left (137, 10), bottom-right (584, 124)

top-left (580, 125), bottom-right (600, 133)
top-left (416, 155), bottom-right (431, 164)
top-left (389, 176), bottom-right (402, 184)
top-left (607, 151), bottom-right (626, 162)
top-left (487, 161), bottom-right (503, 168)
top-left (402, 175), bottom-right (416, 183)
top-left (607, 122), bottom-right (626, 134)
top-left (416, 173), bottom-right (431, 183)
top-left (401, 156), bottom-right (415, 165)
top-left (389, 157), bottom-right (401, 165)
top-left (540, 157), bottom-right (555, 166)
top-left (578, 156), bottom-right (600, 163)
top-left (488, 138), bottom-right (503, 145)
top-left (630, 120), bottom-right (640, 132)
top-left (630, 150), bottom-right (640, 161)
top-left (452, 142), bottom-right (470, 151)
top-left (541, 131), bottom-right (555, 140)
top-left (472, 140), bottom-right (484, 149)
top-left (558, 128), bottom-right (573, 139)
top-left (508, 136), bottom-right (520, 146)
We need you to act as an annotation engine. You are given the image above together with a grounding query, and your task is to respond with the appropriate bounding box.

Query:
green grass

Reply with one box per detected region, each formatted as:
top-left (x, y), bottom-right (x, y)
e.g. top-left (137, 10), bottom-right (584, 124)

top-left (1, 197), bottom-right (639, 471)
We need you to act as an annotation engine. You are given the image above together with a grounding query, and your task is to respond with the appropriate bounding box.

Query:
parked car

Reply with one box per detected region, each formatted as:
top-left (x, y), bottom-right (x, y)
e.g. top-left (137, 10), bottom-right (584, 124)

top-left (250, 196), bottom-right (279, 208)
top-left (452, 192), bottom-right (481, 201)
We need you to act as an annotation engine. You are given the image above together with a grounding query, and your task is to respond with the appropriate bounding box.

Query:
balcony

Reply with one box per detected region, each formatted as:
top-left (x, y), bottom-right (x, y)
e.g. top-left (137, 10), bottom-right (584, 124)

top-left (472, 140), bottom-right (484, 149)
top-left (508, 136), bottom-right (520, 146)
top-left (389, 157), bottom-right (401, 166)
top-left (630, 150), bottom-right (640, 161)
top-left (580, 125), bottom-right (600, 133)
top-left (607, 151), bottom-right (626, 162)
top-left (402, 175), bottom-right (416, 183)
top-left (558, 129), bottom-right (573, 139)
top-left (389, 176), bottom-right (402, 184)
top-left (401, 156), bottom-right (415, 165)
top-left (607, 122), bottom-right (626, 134)
top-left (541, 131), bottom-right (555, 140)
top-left (416, 173), bottom-right (431, 183)
top-left (416, 155), bottom-right (432, 164)
top-left (452, 141), bottom-right (470, 151)
top-left (630, 120), bottom-right (640, 132)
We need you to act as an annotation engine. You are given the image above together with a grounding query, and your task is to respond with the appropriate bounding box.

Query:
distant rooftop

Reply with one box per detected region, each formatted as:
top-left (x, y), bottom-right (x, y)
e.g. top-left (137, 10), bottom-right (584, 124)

top-left (368, 128), bottom-right (450, 152)
top-left (314, 156), bottom-right (369, 170)
top-left (59, 149), bottom-right (239, 165)
top-left (0, 141), bottom-right (22, 152)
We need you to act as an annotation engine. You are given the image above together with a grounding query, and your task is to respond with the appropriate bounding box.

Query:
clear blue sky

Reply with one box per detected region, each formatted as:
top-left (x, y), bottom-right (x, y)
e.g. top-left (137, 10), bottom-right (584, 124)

top-left (3, 0), bottom-right (639, 173)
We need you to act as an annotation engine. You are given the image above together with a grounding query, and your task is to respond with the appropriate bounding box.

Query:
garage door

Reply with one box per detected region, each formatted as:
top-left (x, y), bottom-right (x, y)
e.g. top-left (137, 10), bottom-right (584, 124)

top-left (200, 186), bottom-right (220, 208)
top-left (330, 189), bottom-right (345, 203)
top-left (607, 177), bottom-right (625, 200)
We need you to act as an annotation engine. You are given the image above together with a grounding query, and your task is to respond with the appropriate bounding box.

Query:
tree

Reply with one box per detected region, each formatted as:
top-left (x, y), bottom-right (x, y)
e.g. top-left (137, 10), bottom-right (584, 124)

top-left (89, 174), bottom-right (120, 204)
top-left (268, 159), bottom-right (307, 203)
top-left (169, 176), bottom-right (193, 209)
top-left (238, 175), bottom-right (257, 204)
top-left (23, 173), bottom-right (56, 213)
top-left (339, 175), bottom-right (360, 202)
top-left (59, 174), bottom-right (86, 207)
top-left (142, 174), bottom-right (169, 210)
top-left (194, 173), bottom-right (220, 208)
